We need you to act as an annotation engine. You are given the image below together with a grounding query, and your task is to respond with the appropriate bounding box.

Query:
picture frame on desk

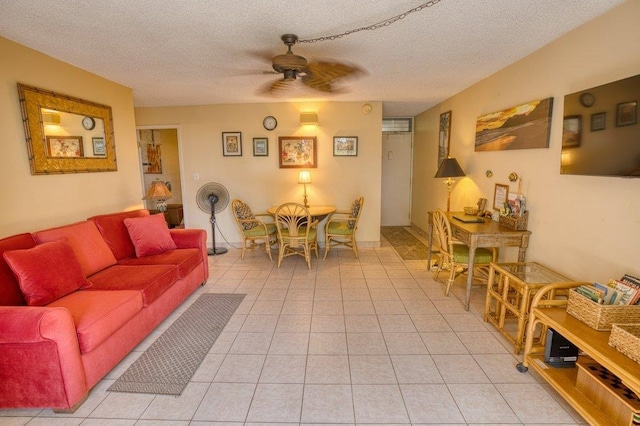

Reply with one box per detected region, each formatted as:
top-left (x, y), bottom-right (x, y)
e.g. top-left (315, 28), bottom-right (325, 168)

top-left (493, 184), bottom-right (509, 211)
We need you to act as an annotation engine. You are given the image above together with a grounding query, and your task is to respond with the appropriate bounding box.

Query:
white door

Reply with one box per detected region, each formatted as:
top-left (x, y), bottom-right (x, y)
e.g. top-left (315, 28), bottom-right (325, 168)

top-left (381, 132), bottom-right (412, 226)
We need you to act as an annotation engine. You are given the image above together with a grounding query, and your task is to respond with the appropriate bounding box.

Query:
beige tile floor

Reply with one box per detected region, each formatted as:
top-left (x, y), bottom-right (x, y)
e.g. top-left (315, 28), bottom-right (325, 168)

top-left (0, 238), bottom-right (587, 425)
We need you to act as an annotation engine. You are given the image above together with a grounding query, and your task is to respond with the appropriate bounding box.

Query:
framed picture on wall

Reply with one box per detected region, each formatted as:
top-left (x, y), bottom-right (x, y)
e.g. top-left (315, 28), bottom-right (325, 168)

top-left (222, 132), bottom-right (242, 156)
top-left (562, 115), bottom-right (581, 148)
top-left (253, 137), bottom-right (268, 156)
top-left (278, 136), bottom-right (317, 168)
top-left (92, 137), bottom-right (106, 156)
top-left (616, 101), bottom-right (637, 127)
top-left (438, 110), bottom-right (451, 166)
top-left (333, 136), bottom-right (358, 156)
top-left (590, 112), bottom-right (606, 132)
top-left (46, 136), bottom-right (84, 158)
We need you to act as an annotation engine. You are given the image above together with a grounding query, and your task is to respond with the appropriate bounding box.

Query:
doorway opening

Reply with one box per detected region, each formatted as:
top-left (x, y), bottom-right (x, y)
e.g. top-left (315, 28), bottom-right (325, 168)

top-left (381, 118), bottom-right (413, 226)
top-left (137, 126), bottom-right (184, 228)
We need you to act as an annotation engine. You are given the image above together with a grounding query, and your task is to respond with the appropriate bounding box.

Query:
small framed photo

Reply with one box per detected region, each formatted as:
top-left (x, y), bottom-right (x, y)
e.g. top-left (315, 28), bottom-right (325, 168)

top-left (253, 137), bottom-right (269, 156)
top-left (562, 115), bottom-right (581, 148)
top-left (616, 101), bottom-right (637, 127)
top-left (46, 136), bottom-right (84, 158)
top-left (438, 110), bottom-right (451, 166)
top-left (333, 136), bottom-right (358, 156)
top-left (92, 137), bottom-right (106, 156)
top-left (493, 183), bottom-right (509, 211)
top-left (278, 136), bottom-right (317, 168)
top-left (222, 132), bottom-right (242, 156)
top-left (590, 112), bottom-right (606, 132)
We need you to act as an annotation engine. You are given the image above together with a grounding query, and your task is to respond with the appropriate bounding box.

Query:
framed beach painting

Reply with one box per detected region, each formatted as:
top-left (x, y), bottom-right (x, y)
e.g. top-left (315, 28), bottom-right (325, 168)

top-left (475, 98), bottom-right (554, 151)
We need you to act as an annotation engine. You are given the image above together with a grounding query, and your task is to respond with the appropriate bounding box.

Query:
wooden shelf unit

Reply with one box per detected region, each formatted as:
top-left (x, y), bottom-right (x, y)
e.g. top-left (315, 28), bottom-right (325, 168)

top-left (519, 282), bottom-right (640, 425)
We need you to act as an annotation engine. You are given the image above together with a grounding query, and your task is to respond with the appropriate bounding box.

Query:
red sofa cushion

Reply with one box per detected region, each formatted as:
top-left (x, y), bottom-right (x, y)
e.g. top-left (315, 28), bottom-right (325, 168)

top-left (48, 290), bottom-right (143, 353)
top-left (34, 221), bottom-right (117, 276)
top-left (3, 239), bottom-right (92, 306)
top-left (89, 210), bottom-right (150, 261)
top-left (87, 264), bottom-right (178, 306)
top-left (119, 248), bottom-right (202, 279)
top-left (124, 214), bottom-right (177, 257)
top-left (0, 233), bottom-right (35, 306)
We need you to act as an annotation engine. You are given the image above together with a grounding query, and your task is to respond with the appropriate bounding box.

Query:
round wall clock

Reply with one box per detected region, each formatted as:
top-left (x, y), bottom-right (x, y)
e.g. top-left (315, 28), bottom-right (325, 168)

top-left (82, 116), bottom-right (95, 130)
top-left (263, 116), bottom-right (277, 131)
top-left (579, 92), bottom-right (595, 108)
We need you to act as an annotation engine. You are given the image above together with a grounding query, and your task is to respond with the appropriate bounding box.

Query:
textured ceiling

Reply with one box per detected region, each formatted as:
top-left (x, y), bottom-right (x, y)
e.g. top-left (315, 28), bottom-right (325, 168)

top-left (0, 0), bottom-right (625, 116)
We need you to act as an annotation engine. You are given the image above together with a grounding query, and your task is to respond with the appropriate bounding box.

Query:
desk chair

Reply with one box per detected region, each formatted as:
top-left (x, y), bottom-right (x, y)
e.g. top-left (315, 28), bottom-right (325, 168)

top-left (274, 202), bottom-right (318, 269)
top-left (231, 199), bottom-right (277, 261)
top-left (432, 209), bottom-right (497, 296)
top-left (323, 196), bottom-right (364, 259)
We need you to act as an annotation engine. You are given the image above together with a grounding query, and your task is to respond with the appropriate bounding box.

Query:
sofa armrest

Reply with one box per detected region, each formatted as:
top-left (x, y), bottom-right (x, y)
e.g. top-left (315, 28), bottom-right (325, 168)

top-left (169, 228), bottom-right (209, 280)
top-left (169, 228), bottom-right (206, 249)
top-left (0, 306), bottom-right (88, 410)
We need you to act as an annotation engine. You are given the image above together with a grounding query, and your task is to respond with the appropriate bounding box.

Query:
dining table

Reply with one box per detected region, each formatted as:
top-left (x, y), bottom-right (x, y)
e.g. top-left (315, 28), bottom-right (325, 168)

top-left (427, 210), bottom-right (532, 310)
top-left (267, 205), bottom-right (336, 221)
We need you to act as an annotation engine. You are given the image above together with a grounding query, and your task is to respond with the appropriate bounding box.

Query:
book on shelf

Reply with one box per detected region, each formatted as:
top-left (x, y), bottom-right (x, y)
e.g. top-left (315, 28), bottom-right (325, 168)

top-left (607, 278), bottom-right (640, 305)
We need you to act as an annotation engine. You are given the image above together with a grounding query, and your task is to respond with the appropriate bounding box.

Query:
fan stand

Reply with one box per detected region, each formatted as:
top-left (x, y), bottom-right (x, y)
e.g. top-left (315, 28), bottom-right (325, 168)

top-left (208, 194), bottom-right (227, 256)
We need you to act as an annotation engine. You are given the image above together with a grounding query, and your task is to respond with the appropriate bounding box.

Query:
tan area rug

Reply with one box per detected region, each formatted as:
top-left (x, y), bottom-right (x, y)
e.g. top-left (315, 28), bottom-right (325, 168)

top-left (380, 226), bottom-right (429, 260)
top-left (108, 293), bottom-right (244, 396)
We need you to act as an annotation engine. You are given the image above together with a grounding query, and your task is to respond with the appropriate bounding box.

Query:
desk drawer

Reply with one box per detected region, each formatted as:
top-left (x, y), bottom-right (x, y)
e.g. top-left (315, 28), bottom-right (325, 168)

top-left (451, 227), bottom-right (469, 242)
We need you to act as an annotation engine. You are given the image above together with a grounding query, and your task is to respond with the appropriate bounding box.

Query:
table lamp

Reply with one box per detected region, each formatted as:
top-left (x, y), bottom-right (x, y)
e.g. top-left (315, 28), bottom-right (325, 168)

top-left (434, 157), bottom-right (465, 212)
top-left (298, 170), bottom-right (311, 207)
top-left (143, 180), bottom-right (173, 212)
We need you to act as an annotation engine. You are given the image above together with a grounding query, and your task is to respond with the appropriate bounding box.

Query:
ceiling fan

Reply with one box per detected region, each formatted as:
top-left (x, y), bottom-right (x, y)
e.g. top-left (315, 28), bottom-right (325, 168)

top-left (260, 34), bottom-right (364, 94)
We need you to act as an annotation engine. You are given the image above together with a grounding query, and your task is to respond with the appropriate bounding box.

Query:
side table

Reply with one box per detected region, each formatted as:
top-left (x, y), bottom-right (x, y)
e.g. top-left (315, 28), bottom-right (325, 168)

top-left (484, 261), bottom-right (575, 354)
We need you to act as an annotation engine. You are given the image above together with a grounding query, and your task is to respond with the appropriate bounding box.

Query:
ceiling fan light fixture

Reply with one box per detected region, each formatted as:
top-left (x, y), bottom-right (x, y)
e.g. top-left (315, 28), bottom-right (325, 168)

top-left (282, 69), bottom-right (297, 81)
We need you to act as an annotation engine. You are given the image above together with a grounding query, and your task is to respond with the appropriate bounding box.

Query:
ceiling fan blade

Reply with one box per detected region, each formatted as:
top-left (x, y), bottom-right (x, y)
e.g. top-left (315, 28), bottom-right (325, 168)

top-left (258, 78), bottom-right (296, 95)
top-left (301, 61), bottom-right (364, 92)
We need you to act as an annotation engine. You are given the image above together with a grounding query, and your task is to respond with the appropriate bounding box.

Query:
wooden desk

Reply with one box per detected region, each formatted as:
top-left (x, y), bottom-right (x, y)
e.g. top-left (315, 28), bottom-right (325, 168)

top-left (427, 211), bottom-right (531, 310)
top-left (267, 205), bottom-right (336, 221)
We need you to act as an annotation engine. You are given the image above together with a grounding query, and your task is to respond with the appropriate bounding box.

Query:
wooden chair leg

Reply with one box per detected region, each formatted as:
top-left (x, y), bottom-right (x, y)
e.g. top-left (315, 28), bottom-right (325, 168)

top-left (351, 236), bottom-right (358, 259)
top-left (444, 267), bottom-right (456, 296)
top-left (241, 237), bottom-right (247, 260)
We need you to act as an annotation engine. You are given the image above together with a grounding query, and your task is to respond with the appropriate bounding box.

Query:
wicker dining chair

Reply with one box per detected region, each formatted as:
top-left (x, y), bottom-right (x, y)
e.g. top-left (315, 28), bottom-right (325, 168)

top-left (274, 202), bottom-right (319, 269)
top-left (323, 196), bottom-right (364, 259)
top-left (231, 199), bottom-right (277, 261)
top-left (432, 209), bottom-right (497, 296)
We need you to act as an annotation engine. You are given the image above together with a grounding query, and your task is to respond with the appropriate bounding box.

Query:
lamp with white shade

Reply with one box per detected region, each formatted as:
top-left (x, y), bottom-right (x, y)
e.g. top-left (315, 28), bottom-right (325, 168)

top-left (298, 170), bottom-right (311, 207)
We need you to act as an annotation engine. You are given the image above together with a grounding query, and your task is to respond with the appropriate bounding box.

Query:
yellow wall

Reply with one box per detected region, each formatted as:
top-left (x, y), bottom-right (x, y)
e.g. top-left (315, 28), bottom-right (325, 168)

top-left (0, 37), bottom-right (142, 237)
top-left (412, 0), bottom-right (640, 282)
top-left (135, 102), bottom-right (383, 246)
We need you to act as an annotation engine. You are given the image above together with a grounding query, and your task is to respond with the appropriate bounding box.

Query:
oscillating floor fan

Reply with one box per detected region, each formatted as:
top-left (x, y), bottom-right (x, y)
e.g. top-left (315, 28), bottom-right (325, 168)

top-left (196, 182), bottom-right (229, 255)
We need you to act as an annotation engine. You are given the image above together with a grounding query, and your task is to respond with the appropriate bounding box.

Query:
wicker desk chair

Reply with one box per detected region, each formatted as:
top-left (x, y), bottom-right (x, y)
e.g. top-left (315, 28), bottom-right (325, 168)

top-left (231, 199), bottom-right (277, 261)
top-left (274, 202), bottom-right (319, 269)
top-left (323, 196), bottom-right (364, 259)
top-left (432, 209), bottom-right (497, 296)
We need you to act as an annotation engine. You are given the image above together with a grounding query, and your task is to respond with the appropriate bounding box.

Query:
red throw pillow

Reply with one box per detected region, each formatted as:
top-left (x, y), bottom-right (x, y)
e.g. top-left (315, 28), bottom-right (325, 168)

top-left (3, 239), bottom-right (92, 306)
top-left (124, 213), bottom-right (177, 257)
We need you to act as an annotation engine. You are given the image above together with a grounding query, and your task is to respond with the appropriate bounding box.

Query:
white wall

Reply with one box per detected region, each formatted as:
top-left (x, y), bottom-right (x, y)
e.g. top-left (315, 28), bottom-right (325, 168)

top-left (135, 101), bottom-right (383, 248)
top-left (412, 0), bottom-right (640, 283)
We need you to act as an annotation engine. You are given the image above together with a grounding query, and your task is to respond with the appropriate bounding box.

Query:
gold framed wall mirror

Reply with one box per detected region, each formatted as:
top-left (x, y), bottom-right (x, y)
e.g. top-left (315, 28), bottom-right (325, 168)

top-left (17, 83), bottom-right (117, 174)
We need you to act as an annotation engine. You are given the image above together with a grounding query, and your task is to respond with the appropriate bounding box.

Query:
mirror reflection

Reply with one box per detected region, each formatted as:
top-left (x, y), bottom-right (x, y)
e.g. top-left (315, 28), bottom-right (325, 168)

top-left (17, 83), bottom-right (117, 174)
top-left (42, 109), bottom-right (106, 158)
top-left (562, 74), bottom-right (640, 177)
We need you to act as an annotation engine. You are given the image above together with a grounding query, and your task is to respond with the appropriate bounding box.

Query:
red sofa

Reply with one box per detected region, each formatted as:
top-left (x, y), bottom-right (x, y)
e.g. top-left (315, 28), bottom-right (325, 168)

top-left (0, 210), bottom-right (208, 412)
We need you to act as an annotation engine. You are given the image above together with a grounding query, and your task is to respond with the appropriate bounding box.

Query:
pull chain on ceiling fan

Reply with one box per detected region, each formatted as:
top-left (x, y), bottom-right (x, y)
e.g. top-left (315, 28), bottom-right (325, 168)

top-left (258, 0), bottom-right (442, 95)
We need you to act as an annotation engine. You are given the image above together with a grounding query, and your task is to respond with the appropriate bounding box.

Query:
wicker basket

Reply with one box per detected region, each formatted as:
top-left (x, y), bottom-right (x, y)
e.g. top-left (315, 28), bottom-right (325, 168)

top-left (566, 289), bottom-right (640, 331)
top-left (499, 211), bottom-right (528, 230)
top-left (609, 324), bottom-right (640, 364)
